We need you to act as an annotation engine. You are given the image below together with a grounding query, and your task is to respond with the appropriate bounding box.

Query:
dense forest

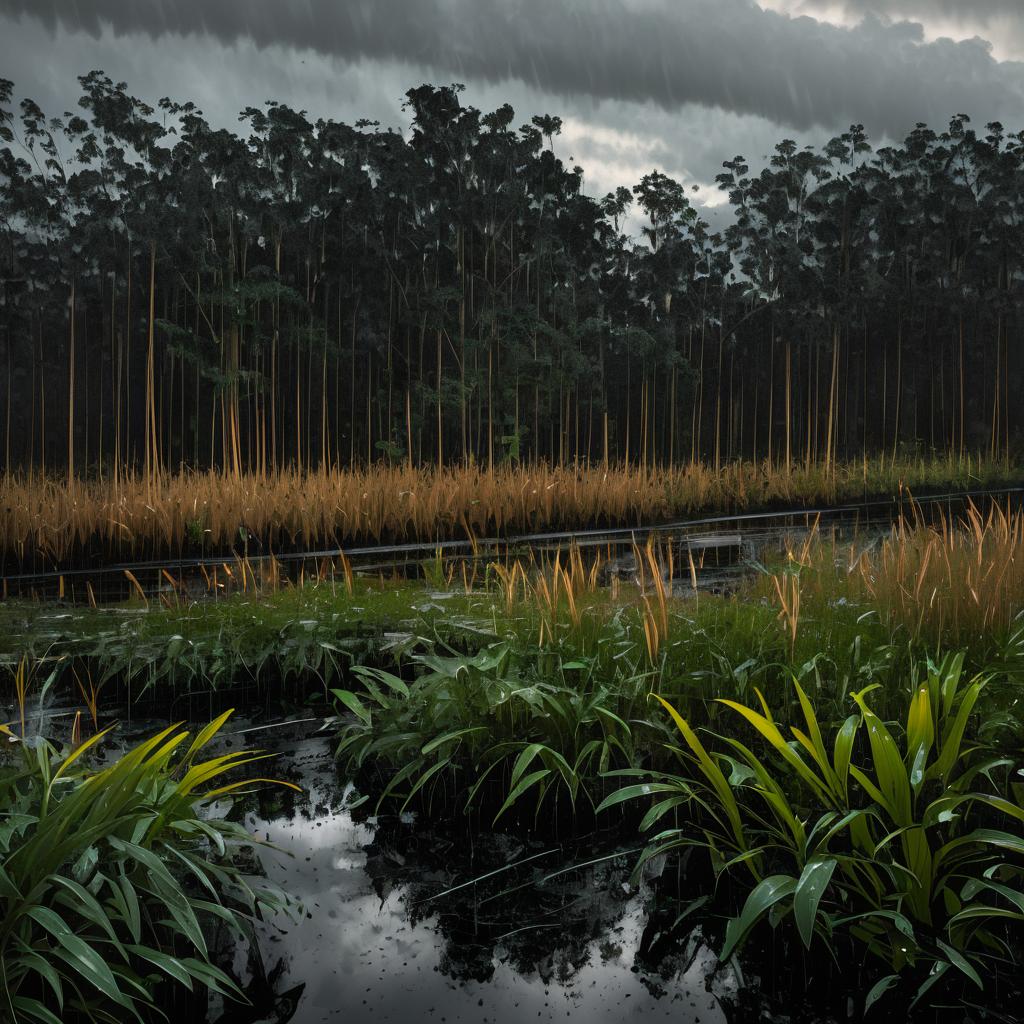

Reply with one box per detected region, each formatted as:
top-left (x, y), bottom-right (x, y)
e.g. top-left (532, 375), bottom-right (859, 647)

top-left (0, 73), bottom-right (1021, 477)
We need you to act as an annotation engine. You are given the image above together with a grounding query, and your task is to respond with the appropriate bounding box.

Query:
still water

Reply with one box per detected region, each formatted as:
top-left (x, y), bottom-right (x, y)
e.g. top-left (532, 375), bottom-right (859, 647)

top-left (224, 727), bottom-right (738, 1024)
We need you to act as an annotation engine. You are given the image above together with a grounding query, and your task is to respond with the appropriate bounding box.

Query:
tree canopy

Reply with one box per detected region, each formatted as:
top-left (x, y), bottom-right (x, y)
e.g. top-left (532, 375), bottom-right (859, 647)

top-left (1, 75), bottom-right (1021, 476)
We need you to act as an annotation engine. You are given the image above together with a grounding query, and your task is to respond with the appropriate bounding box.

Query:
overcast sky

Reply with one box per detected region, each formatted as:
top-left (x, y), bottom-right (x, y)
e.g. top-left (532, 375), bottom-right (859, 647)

top-left (2, 0), bottom-right (1023, 224)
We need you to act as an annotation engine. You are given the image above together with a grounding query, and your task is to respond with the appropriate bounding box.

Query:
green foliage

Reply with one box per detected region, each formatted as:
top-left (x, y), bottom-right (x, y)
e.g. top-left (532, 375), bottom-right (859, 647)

top-left (605, 653), bottom-right (1024, 1008)
top-left (5, 68), bottom-right (1024, 481)
top-left (334, 642), bottom-right (642, 822)
top-left (0, 712), bottom-right (295, 1022)
top-left (0, 582), bottom-right (444, 696)
top-left (3, 508), bottom-right (1024, 1009)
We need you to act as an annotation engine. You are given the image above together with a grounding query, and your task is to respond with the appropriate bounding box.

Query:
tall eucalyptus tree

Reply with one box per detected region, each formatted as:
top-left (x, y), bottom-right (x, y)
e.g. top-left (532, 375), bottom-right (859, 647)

top-left (0, 75), bottom-right (1021, 475)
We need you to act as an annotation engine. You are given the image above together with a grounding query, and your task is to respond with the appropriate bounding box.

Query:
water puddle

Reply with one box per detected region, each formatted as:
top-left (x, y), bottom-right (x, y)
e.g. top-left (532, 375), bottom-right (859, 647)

top-left (225, 730), bottom-right (737, 1024)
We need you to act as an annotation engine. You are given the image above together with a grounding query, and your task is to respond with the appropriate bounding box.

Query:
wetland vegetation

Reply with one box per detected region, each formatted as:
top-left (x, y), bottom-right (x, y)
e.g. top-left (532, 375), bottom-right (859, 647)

top-left (3, 499), bottom-right (1024, 1020)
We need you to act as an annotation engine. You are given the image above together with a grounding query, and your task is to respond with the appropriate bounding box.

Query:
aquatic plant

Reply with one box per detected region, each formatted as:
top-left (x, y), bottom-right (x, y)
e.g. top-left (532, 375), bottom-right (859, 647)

top-left (334, 643), bottom-right (645, 823)
top-left (604, 653), bottom-right (1024, 1009)
top-left (0, 712), bottom-right (296, 1022)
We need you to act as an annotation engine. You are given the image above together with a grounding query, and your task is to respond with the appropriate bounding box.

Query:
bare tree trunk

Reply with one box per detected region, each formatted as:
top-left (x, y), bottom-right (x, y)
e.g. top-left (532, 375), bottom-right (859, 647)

top-left (145, 242), bottom-right (160, 491)
top-left (784, 339), bottom-right (792, 473)
top-left (67, 278), bottom-right (75, 488)
top-left (437, 328), bottom-right (443, 469)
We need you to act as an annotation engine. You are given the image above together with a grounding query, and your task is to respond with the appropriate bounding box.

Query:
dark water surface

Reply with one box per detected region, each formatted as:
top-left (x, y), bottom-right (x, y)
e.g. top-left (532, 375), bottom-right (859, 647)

top-left (233, 728), bottom-right (736, 1024)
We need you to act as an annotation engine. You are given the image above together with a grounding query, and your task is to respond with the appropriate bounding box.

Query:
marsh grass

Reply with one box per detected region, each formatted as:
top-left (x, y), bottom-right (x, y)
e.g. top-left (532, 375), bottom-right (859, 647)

top-left (779, 499), bottom-right (1024, 652)
top-left (4, 500), bottom-right (1023, 1016)
top-left (0, 453), bottom-right (1015, 568)
top-left (3, 503), bottom-right (1021, 736)
top-left (2, 500), bottom-right (1022, 792)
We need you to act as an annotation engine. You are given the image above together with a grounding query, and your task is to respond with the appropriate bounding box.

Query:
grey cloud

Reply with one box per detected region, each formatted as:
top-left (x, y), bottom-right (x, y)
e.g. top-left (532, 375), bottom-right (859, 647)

top-left (0, 10), bottom-right (757, 200)
top-left (3, 0), bottom-right (1024, 135)
top-left (832, 1), bottom-right (1022, 18)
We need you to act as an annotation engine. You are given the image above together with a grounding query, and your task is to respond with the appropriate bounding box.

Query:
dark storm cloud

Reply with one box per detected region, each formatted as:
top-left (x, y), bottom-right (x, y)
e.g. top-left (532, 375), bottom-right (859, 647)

top-left (3, 0), bottom-right (1023, 135)
top-left (834, 0), bottom-right (1021, 17)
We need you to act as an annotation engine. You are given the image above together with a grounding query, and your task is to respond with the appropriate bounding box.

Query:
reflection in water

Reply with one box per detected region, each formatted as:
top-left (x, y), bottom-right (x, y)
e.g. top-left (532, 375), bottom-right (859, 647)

top-left (130, 717), bottom-right (1021, 1023)
top-left (234, 732), bottom-right (733, 1024)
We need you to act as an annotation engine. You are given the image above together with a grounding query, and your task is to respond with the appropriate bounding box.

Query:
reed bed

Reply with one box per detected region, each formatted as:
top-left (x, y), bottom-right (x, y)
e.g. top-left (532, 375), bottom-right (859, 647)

top-left (788, 499), bottom-right (1024, 647)
top-left (854, 501), bottom-right (1024, 644)
top-left (0, 452), bottom-right (1012, 568)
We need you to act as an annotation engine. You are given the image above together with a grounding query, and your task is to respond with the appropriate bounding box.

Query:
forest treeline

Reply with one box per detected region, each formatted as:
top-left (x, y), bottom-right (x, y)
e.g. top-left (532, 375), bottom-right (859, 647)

top-left (0, 73), bottom-right (1021, 477)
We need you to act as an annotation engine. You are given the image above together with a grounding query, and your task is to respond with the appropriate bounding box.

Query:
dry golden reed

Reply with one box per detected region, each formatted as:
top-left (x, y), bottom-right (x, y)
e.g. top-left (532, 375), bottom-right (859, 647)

top-left (793, 500), bottom-right (1024, 645)
top-left (0, 453), bottom-right (1003, 566)
top-left (852, 501), bottom-right (1024, 644)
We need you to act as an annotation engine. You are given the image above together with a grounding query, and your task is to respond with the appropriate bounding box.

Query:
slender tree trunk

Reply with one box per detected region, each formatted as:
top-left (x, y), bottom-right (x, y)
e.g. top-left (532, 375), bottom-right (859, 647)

top-left (784, 339), bottom-right (792, 473)
top-left (436, 328), bottom-right (443, 469)
top-left (891, 315), bottom-right (902, 465)
top-left (67, 278), bottom-right (75, 487)
top-left (145, 241), bottom-right (160, 490)
top-left (824, 327), bottom-right (839, 474)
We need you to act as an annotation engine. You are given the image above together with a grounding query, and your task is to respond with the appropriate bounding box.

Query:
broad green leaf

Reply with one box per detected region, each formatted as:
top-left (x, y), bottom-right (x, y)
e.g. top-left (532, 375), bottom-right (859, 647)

top-left (909, 961), bottom-right (951, 1009)
top-left (12, 946), bottom-right (65, 1010)
top-left (721, 874), bottom-right (797, 962)
top-left (935, 939), bottom-right (982, 989)
top-left (51, 727), bottom-right (114, 786)
top-left (331, 689), bottom-right (371, 725)
top-left (492, 768), bottom-right (550, 824)
top-left (653, 695), bottom-right (746, 854)
top-left (832, 714), bottom-right (859, 803)
top-left (852, 693), bottom-right (911, 825)
top-left (595, 783), bottom-right (683, 815)
top-left (421, 727), bottom-right (487, 756)
top-left (717, 695), bottom-right (832, 807)
top-left (177, 958), bottom-right (245, 999)
top-left (864, 974), bottom-right (899, 1014)
top-left (794, 857), bottom-right (837, 948)
top-left (400, 758), bottom-right (452, 811)
top-left (50, 874), bottom-right (124, 953)
top-left (127, 944), bottom-right (194, 989)
top-left (182, 708), bottom-right (233, 762)
top-left (47, 932), bottom-right (127, 1005)
top-left (11, 997), bottom-right (66, 1024)
top-left (509, 743), bottom-right (546, 791)
top-left (928, 678), bottom-right (984, 783)
top-left (905, 684), bottom-right (934, 791)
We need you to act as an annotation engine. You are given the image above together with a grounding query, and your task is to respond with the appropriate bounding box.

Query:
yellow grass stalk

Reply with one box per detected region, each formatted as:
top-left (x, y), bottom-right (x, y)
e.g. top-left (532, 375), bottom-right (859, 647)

top-left (339, 550), bottom-right (355, 596)
top-left (123, 569), bottom-right (148, 605)
top-left (0, 456), bottom-right (1003, 568)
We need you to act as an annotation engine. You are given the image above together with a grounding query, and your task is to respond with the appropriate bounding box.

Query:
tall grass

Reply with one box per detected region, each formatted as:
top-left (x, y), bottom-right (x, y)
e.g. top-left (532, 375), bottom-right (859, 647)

top-left (785, 500), bottom-right (1024, 649)
top-left (856, 501), bottom-right (1024, 645)
top-left (5, 499), bottom-right (1023, 729)
top-left (0, 452), bottom-right (1013, 566)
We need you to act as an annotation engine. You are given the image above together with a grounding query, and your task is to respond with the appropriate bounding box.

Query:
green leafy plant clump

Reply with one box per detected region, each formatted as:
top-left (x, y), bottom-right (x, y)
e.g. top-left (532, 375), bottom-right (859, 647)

top-left (0, 712), bottom-right (297, 1023)
top-left (334, 641), bottom-right (646, 824)
top-left (603, 653), bottom-right (1024, 1010)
